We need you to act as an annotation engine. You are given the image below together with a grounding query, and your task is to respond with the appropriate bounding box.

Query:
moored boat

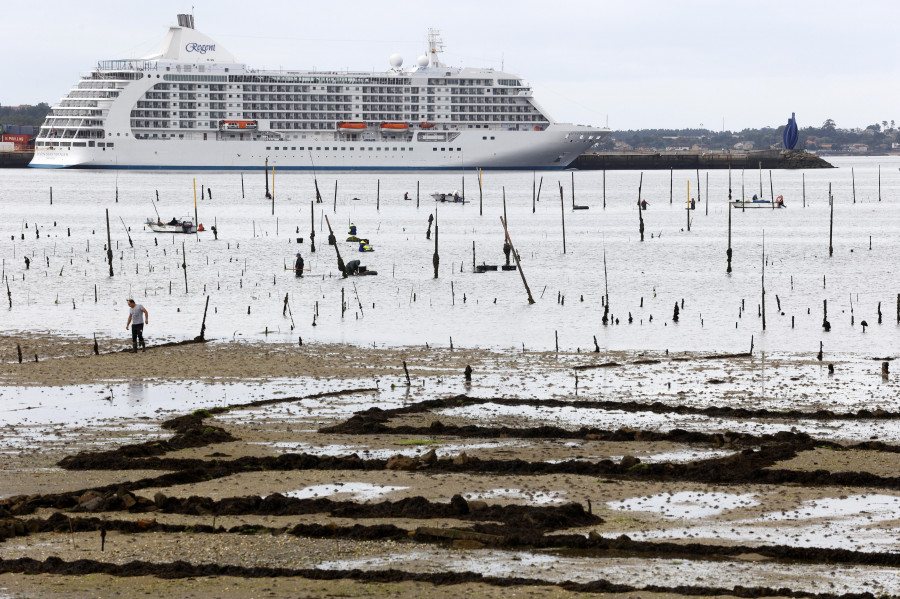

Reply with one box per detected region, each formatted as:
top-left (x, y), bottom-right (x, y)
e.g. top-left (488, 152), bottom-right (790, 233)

top-left (146, 217), bottom-right (204, 233)
top-left (432, 191), bottom-right (465, 203)
top-left (731, 195), bottom-right (786, 209)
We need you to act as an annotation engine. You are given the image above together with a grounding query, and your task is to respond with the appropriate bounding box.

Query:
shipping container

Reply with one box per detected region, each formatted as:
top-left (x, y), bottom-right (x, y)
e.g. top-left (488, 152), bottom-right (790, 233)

top-left (6, 125), bottom-right (20, 135)
top-left (2, 134), bottom-right (30, 144)
top-left (0, 142), bottom-right (15, 152)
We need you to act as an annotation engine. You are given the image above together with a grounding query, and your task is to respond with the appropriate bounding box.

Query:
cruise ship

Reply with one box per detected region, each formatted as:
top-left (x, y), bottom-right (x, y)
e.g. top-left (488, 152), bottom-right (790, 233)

top-left (31, 14), bottom-right (608, 170)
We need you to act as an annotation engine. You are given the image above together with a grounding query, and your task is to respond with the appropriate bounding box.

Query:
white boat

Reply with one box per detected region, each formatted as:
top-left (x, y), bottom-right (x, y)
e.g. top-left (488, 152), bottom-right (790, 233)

top-left (145, 217), bottom-right (203, 233)
top-left (432, 191), bottom-right (465, 203)
top-left (31, 15), bottom-right (608, 171)
top-left (731, 196), bottom-right (787, 209)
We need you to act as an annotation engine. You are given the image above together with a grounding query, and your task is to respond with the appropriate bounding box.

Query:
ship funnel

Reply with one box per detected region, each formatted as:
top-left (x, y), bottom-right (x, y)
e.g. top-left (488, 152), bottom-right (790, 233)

top-left (177, 13), bottom-right (195, 29)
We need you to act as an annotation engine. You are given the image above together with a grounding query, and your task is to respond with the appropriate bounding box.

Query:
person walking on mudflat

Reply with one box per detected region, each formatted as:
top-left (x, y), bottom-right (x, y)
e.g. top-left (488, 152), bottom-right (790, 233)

top-left (126, 299), bottom-right (149, 353)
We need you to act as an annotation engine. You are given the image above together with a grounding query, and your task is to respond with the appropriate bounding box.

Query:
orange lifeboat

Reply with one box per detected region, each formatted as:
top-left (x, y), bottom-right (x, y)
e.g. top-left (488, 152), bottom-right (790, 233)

top-left (381, 123), bottom-right (409, 132)
top-left (420, 122), bottom-right (435, 129)
top-left (338, 122), bottom-right (367, 133)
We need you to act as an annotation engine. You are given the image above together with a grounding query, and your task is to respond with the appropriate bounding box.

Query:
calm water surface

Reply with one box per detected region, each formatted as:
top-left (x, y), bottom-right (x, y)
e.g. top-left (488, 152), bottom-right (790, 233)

top-left (1, 156), bottom-right (898, 354)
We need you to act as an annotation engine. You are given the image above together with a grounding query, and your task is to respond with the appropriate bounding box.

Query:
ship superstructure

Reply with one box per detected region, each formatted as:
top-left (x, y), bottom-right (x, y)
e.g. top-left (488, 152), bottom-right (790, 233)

top-left (32, 15), bottom-right (607, 169)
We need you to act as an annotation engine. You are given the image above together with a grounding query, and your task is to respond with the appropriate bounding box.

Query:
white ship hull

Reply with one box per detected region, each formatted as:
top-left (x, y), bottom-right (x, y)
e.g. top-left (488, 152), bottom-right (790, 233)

top-left (30, 17), bottom-right (607, 171)
top-left (31, 124), bottom-right (598, 170)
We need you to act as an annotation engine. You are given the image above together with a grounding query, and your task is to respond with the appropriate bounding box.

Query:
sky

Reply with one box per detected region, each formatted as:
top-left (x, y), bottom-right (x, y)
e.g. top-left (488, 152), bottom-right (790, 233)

top-left (2, 0), bottom-right (898, 132)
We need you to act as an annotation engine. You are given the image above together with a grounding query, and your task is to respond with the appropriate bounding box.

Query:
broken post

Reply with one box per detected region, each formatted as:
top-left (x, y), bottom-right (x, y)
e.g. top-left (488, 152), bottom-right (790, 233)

top-left (828, 184), bottom-right (834, 257)
top-left (559, 182), bottom-right (566, 254)
top-left (637, 172), bottom-right (644, 242)
top-left (500, 216), bottom-right (535, 305)
top-left (310, 201), bottom-right (316, 253)
top-left (105, 209), bottom-right (114, 277)
top-left (199, 295), bottom-right (210, 340)
top-left (324, 215), bottom-right (347, 277)
top-left (433, 209), bottom-right (439, 279)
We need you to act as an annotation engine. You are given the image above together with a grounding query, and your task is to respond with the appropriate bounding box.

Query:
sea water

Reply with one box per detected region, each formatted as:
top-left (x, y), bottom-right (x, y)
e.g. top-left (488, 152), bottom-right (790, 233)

top-left (0, 156), bottom-right (897, 354)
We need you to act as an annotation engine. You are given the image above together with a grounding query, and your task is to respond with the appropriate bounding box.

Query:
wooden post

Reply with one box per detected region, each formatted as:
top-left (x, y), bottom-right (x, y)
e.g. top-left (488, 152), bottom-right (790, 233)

top-left (199, 295), bottom-right (210, 340)
top-left (241, 172), bottom-right (244, 199)
top-left (105, 209), bottom-right (114, 277)
top-left (532, 171), bottom-right (536, 214)
top-left (264, 157), bottom-right (269, 198)
top-left (432, 208), bottom-right (439, 279)
top-left (802, 172), bottom-right (806, 208)
top-left (570, 171), bottom-right (575, 209)
top-left (334, 180), bottom-right (338, 211)
top-left (828, 184), bottom-right (834, 257)
top-left (377, 179), bottom-right (380, 211)
top-left (727, 162), bottom-right (733, 273)
top-left (559, 183), bottom-right (566, 254)
top-left (324, 215), bottom-right (347, 277)
top-left (696, 168), bottom-right (701, 210)
top-left (769, 170), bottom-right (774, 203)
top-left (669, 167), bottom-right (672, 204)
top-left (878, 164), bottom-right (881, 202)
top-left (761, 232), bottom-right (766, 331)
top-left (472, 240), bottom-right (475, 271)
top-left (705, 172), bottom-right (709, 216)
top-left (310, 201), bottom-right (316, 253)
top-left (604, 169), bottom-right (607, 208)
top-left (536, 175), bottom-right (543, 204)
top-left (478, 168), bottom-right (483, 216)
top-left (271, 168), bottom-right (275, 215)
top-left (502, 186), bottom-right (508, 228)
top-left (637, 172), bottom-right (644, 242)
top-left (686, 180), bottom-right (691, 231)
top-left (417, 180), bottom-right (420, 209)
top-left (500, 216), bottom-right (535, 305)
top-left (50, 186), bottom-right (53, 205)
top-left (182, 241), bottom-right (188, 293)
top-left (852, 167), bottom-right (856, 204)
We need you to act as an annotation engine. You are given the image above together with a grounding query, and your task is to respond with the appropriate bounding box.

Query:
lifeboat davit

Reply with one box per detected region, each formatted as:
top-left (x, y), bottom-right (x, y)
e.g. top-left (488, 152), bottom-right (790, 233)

top-left (338, 122), bottom-right (367, 133)
top-left (381, 123), bottom-right (409, 132)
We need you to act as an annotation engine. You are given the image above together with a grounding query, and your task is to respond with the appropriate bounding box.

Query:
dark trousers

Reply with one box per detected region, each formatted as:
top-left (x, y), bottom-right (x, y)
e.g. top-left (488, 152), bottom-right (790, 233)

top-left (131, 324), bottom-right (144, 346)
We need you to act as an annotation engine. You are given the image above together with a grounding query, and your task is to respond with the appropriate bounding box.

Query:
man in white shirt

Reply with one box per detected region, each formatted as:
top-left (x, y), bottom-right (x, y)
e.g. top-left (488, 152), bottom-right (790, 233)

top-left (125, 299), bottom-right (149, 353)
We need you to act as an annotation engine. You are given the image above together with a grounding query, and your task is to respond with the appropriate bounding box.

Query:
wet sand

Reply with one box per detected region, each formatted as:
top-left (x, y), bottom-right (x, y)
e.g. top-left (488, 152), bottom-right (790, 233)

top-left (2, 335), bottom-right (899, 598)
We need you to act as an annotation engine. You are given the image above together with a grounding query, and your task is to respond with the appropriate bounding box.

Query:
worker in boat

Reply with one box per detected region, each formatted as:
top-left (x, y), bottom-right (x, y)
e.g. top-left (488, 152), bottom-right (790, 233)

top-left (168, 217), bottom-right (179, 226)
top-left (348, 223), bottom-right (357, 236)
top-left (752, 194), bottom-right (759, 202)
top-left (344, 259), bottom-right (361, 276)
top-left (503, 241), bottom-right (511, 266)
top-left (359, 239), bottom-right (373, 252)
top-left (453, 192), bottom-right (461, 202)
top-left (294, 252), bottom-right (304, 277)
top-left (182, 221), bottom-right (191, 233)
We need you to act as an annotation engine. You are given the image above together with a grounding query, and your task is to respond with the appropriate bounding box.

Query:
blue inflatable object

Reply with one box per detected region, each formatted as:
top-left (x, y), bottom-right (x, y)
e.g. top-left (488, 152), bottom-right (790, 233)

top-left (783, 112), bottom-right (799, 150)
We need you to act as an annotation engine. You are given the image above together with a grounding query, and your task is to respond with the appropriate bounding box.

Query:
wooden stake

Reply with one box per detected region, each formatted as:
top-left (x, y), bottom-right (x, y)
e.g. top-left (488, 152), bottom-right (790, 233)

top-left (182, 242), bottom-right (188, 293)
top-left (500, 216), bottom-right (535, 305)
top-left (802, 172), bottom-right (806, 208)
top-left (377, 179), bottom-right (380, 211)
top-left (324, 215), bottom-right (347, 277)
top-left (828, 184), bottom-right (834, 257)
top-left (310, 201), bottom-right (316, 253)
top-left (851, 167), bottom-right (856, 204)
top-left (559, 182), bottom-right (566, 254)
top-left (432, 209), bottom-right (439, 279)
top-left (105, 209), bottom-right (114, 277)
top-left (637, 172), bottom-right (644, 242)
top-left (727, 162), bottom-right (733, 273)
top-left (761, 232), bottom-right (766, 331)
top-left (199, 295), bottom-right (210, 340)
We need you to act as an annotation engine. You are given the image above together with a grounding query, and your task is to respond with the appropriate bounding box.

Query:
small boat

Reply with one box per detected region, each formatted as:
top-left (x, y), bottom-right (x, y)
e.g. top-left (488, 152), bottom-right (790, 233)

top-left (431, 191), bottom-right (465, 203)
top-left (731, 195), bottom-right (786, 209)
top-left (420, 122), bottom-right (435, 129)
top-left (146, 217), bottom-right (204, 233)
top-left (338, 122), bottom-right (367, 133)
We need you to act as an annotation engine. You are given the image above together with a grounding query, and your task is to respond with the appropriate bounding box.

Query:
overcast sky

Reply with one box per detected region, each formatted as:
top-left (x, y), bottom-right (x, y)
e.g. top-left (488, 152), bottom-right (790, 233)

top-left (3, 0), bottom-right (898, 132)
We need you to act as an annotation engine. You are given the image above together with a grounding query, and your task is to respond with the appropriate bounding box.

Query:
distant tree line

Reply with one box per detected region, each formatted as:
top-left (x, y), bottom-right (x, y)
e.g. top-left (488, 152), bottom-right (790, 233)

top-left (0, 103), bottom-right (52, 127)
top-left (595, 118), bottom-right (899, 154)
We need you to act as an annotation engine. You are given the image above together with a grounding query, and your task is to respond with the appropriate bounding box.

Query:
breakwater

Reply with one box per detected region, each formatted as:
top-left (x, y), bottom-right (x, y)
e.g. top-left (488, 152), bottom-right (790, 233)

top-left (571, 149), bottom-right (833, 170)
top-left (0, 150), bottom-right (32, 168)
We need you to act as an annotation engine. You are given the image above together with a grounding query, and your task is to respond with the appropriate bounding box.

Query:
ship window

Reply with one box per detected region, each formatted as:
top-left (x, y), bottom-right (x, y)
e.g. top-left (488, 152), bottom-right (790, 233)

top-left (433, 148), bottom-right (437, 151)
top-left (491, 136), bottom-right (495, 140)
top-left (441, 148), bottom-right (445, 151)
top-left (482, 136), bottom-right (486, 140)
top-left (393, 147), bottom-right (397, 151)
top-left (291, 147), bottom-right (296, 150)
top-left (266, 146), bottom-right (271, 150)
top-left (107, 143), bottom-right (114, 148)
top-left (349, 147), bottom-right (354, 150)
top-left (316, 147), bottom-right (320, 150)
top-left (98, 143), bottom-right (105, 147)
top-left (376, 147), bottom-right (381, 151)
top-left (457, 148), bottom-right (461, 151)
